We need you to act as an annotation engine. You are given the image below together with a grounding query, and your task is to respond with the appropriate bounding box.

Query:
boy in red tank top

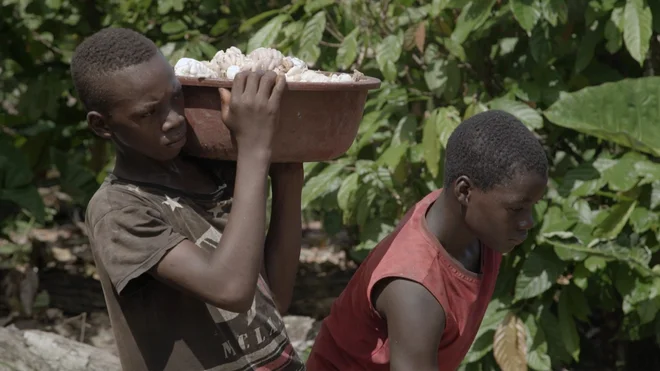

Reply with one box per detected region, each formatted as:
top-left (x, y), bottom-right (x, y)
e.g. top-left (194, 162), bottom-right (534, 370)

top-left (306, 110), bottom-right (549, 371)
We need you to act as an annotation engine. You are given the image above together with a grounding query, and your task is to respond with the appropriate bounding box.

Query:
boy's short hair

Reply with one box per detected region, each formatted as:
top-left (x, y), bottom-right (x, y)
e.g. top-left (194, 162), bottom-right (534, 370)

top-left (70, 27), bottom-right (160, 112)
top-left (443, 110), bottom-right (548, 190)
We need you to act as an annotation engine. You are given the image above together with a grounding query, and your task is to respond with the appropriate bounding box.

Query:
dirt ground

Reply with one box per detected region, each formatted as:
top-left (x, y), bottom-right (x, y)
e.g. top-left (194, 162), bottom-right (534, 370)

top-left (0, 219), bottom-right (356, 358)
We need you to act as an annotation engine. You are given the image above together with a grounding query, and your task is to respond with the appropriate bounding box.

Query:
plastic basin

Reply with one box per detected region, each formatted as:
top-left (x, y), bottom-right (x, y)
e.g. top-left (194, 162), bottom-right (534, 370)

top-left (178, 74), bottom-right (381, 162)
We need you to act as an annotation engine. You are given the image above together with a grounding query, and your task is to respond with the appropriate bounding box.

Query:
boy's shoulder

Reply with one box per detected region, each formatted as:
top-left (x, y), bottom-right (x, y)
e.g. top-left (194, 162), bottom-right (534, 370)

top-left (87, 175), bottom-right (149, 216)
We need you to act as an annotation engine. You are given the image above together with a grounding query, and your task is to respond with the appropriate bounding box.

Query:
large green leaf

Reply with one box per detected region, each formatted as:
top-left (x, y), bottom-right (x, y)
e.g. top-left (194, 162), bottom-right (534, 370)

top-left (524, 313), bottom-right (551, 371)
top-left (558, 288), bottom-right (581, 361)
top-left (623, 0), bottom-right (653, 65)
top-left (301, 163), bottom-right (345, 209)
top-left (514, 247), bottom-right (566, 301)
top-left (434, 106), bottom-right (462, 148)
top-left (544, 77), bottom-right (660, 157)
top-left (337, 172), bottom-right (360, 224)
top-left (0, 187), bottom-right (45, 222)
top-left (451, 0), bottom-right (497, 44)
top-left (422, 110), bottom-right (442, 178)
top-left (424, 59), bottom-right (450, 96)
top-left (376, 34), bottom-right (403, 82)
top-left (336, 27), bottom-right (359, 69)
top-left (247, 14), bottom-right (288, 53)
top-left (297, 11), bottom-right (326, 64)
top-left (593, 199), bottom-right (638, 240)
top-left (489, 98), bottom-right (544, 130)
top-left (510, 0), bottom-right (541, 33)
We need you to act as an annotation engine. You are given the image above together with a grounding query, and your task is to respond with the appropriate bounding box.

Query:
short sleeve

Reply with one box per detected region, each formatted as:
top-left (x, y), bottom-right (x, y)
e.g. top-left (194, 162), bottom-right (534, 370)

top-left (90, 204), bottom-right (186, 293)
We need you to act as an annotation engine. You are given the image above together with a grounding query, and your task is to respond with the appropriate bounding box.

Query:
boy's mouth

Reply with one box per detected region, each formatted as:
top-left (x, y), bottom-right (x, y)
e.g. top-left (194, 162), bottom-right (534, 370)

top-left (166, 129), bottom-right (187, 147)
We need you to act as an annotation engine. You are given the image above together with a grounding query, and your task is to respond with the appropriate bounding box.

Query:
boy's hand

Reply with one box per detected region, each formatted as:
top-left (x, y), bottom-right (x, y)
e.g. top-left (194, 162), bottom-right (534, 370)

top-left (219, 71), bottom-right (286, 158)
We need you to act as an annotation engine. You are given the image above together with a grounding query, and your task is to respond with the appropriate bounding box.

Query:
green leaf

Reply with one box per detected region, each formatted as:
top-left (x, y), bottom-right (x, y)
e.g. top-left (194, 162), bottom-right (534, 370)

top-left (623, 0), bottom-right (653, 65)
top-left (435, 106), bottom-right (462, 148)
top-left (541, 206), bottom-right (576, 235)
top-left (239, 9), bottom-right (283, 33)
top-left (544, 77), bottom-right (660, 157)
top-left (302, 163), bottom-right (345, 209)
top-left (652, 181), bottom-right (660, 209)
top-left (541, 0), bottom-right (568, 26)
top-left (247, 14), bottom-right (288, 53)
top-left (575, 20), bottom-right (604, 73)
top-left (605, 6), bottom-right (625, 53)
top-left (558, 291), bottom-right (581, 361)
top-left (337, 172), bottom-right (359, 224)
top-left (337, 27), bottom-right (359, 69)
top-left (514, 247), bottom-right (566, 301)
top-left (444, 59), bottom-right (461, 100)
top-left (565, 284), bottom-right (591, 322)
top-left (376, 34), bottom-right (403, 82)
top-left (50, 148), bottom-right (99, 205)
top-left (440, 37), bottom-right (467, 62)
top-left (377, 143), bottom-right (408, 171)
top-left (593, 199), bottom-right (637, 240)
top-left (529, 23), bottom-right (553, 65)
top-left (464, 101), bottom-right (489, 119)
top-left (431, 0), bottom-right (451, 17)
top-left (538, 307), bottom-right (572, 364)
top-left (634, 159), bottom-right (660, 185)
top-left (0, 187), bottom-right (45, 222)
top-left (161, 20), bottom-right (187, 34)
top-left (392, 116), bottom-right (417, 146)
top-left (422, 112), bottom-right (441, 178)
top-left (477, 298), bottom-right (510, 338)
top-left (297, 11), bottom-right (327, 64)
top-left (488, 98), bottom-right (544, 130)
top-left (210, 19), bottom-right (230, 36)
top-left (451, 0), bottom-right (497, 44)
top-left (630, 207), bottom-right (657, 233)
top-left (0, 138), bottom-right (34, 189)
top-left (425, 59), bottom-right (449, 96)
top-left (584, 256), bottom-right (608, 272)
top-left (304, 0), bottom-right (335, 14)
top-left (463, 331), bottom-right (494, 363)
top-left (524, 313), bottom-right (551, 371)
top-left (510, 0), bottom-right (542, 33)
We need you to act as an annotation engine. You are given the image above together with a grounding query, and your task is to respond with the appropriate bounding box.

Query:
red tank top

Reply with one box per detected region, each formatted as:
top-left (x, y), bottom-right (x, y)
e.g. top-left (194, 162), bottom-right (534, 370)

top-left (306, 190), bottom-right (502, 371)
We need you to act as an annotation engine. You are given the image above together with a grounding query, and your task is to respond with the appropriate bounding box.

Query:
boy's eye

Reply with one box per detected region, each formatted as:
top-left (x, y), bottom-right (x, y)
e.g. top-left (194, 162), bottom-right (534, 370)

top-left (140, 107), bottom-right (156, 117)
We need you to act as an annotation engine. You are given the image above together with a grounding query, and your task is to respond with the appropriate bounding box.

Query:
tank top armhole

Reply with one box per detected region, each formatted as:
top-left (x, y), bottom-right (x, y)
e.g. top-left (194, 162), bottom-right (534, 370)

top-left (365, 256), bottom-right (440, 321)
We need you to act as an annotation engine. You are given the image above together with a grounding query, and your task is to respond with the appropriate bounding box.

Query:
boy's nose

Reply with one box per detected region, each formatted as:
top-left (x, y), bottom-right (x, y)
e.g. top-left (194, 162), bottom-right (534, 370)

top-left (163, 110), bottom-right (185, 132)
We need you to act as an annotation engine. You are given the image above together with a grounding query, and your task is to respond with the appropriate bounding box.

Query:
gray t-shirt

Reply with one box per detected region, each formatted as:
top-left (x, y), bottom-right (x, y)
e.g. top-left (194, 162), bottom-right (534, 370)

top-left (85, 171), bottom-right (305, 371)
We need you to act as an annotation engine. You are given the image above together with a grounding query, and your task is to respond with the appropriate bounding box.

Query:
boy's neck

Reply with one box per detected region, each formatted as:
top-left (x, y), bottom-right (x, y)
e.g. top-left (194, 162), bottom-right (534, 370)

top-left (425, 191), bottom-right (480, 260)
top-left (112, 149), bottom-right (216, 193)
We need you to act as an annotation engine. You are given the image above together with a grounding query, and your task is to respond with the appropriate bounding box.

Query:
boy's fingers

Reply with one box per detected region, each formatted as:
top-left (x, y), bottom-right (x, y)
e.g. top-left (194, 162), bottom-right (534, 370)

top-left (218, 88), bottom-right (232, 121)
top-left (244, 71), bottom-right (263, 97)
top-left (257, 71), bottom-right (277, 100)
top-left (232, 72), bottom-right (247, 96)
top-left (268, 75), bottom-right (287, 108)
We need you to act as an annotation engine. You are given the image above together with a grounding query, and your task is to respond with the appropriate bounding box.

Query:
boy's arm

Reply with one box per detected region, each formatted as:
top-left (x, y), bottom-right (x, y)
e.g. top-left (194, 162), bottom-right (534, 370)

top-left (374, 278), bottom-right (446, 371)
top-left (263, 163), bottom-right (304, 314)
top-left (150, 71), bottom-right (285, 313)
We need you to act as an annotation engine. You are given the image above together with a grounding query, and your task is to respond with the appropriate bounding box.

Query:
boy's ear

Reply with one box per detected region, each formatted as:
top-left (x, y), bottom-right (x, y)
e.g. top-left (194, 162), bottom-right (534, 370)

top-left (453, 175), bottom-right (473, 207)
top-left (87, 111), bottom-right (112, 139)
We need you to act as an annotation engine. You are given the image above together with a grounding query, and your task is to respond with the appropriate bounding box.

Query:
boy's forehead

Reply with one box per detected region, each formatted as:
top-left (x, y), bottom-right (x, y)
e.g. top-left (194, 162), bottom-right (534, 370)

top-left (108, 56), bottom-right (175, 99)
top-left (491, 172), bottom-right (547, 202)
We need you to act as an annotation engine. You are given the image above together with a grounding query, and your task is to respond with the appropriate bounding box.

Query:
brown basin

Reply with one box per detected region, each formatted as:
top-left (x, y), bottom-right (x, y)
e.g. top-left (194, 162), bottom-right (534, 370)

top-left (178, 74), bottom-right (381, 162)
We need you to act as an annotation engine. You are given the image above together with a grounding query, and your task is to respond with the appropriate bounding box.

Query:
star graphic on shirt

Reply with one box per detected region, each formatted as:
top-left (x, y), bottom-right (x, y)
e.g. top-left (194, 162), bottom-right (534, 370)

top-left (208, 202), bottom-right (225, 218)
top-left (126, 185), bottom-right (141, 194)
top-left (162, 195), bottom-right (183, 211)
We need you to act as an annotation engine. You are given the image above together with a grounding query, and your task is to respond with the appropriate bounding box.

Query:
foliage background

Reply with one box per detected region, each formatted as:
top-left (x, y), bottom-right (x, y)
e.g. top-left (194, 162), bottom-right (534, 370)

top-left (2, 0), bottom-right (660, 369)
